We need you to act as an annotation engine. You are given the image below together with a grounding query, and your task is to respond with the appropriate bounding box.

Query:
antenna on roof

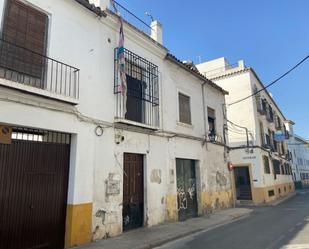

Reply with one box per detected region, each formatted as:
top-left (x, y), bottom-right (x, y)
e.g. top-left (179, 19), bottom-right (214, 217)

top-left (145, 12), bottom-right (154, 22)
top-left (197, 55), bottom-right (202, 64)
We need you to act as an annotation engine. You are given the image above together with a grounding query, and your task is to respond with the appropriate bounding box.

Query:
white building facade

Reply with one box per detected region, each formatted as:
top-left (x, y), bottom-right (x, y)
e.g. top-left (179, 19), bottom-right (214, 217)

top-left (285, 121), bottom-right (309, 188)
top-left (0, 1), bottom-right (233, 248)
top-left (197, 58), bottom-right (295, 205)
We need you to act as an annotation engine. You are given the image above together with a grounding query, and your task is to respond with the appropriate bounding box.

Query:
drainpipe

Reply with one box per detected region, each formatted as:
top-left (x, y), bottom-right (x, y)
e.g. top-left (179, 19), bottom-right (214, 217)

top-left (201, 82), bottom-right (208, 147)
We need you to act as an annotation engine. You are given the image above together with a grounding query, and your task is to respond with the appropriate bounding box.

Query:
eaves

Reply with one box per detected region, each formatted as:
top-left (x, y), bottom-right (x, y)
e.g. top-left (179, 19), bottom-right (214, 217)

top-left (166, 53), bottom-right (229, 95)
top-left (74, 0), bottom-right (107, 17)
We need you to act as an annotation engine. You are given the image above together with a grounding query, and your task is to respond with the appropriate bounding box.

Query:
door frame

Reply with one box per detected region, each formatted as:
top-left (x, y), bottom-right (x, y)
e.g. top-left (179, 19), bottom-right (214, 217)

top-left (232, 164), bottom-right (254, 201)
top-left (175, 158), bottom-right (199, 221)
top-left (122, 152), bottom-right (146, 231)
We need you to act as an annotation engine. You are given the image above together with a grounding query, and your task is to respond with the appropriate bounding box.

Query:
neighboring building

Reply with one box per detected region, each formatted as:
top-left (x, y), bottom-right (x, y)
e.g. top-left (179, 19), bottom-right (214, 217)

top-left (0, 1), bottom-right (232, 248)
top-left (197, 58), bottom-right (294, 205)
top-left (285, 121), bottom-right (309, 188)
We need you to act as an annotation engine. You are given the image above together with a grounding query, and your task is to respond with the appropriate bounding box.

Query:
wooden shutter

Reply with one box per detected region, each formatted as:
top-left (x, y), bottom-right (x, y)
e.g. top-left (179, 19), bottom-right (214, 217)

top-left (179, 93), bottom-right (191, 124)
top-left (0, 0), bottom-right (48, 78)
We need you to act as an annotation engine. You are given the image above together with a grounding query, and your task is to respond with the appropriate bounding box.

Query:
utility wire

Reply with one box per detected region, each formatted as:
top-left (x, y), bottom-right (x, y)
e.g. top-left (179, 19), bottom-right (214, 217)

top-left (229, 55), bottom-right (309, 106)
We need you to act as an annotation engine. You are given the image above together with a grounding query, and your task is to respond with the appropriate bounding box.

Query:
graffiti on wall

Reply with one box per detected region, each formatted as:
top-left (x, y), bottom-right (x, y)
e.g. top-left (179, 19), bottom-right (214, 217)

top-left (177, 178), bottom-right (196, 210)
top-left (177, 186), bottom-right (187, 210)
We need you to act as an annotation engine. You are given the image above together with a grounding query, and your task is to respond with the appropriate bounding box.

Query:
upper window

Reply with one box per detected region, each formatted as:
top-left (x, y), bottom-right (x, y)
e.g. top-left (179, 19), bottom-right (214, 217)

top-left (1, 0), bottom-right (48, 81)
top-left (114, 48), bottom-right (159, 127)
top-left (178, 93), bottom-right (191, 125)
top-left (263, 155), bottom-right (271, 174)
top-left (207, 107), bottom-right (216, 137)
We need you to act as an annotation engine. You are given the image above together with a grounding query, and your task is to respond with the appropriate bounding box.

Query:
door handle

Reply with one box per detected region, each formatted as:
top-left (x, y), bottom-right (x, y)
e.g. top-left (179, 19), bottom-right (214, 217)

top-left (29, 204), bottom-right (34, 209)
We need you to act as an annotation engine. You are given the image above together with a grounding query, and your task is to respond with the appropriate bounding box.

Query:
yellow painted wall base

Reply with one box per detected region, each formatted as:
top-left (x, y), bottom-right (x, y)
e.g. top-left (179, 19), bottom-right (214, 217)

top-left (65, 203), bottom-right (93, 248)
top-left (166, 194), bottom-right (178, 221)
top-left (167, 190), bottom-right (233, 222)
top-left (199, 190), bottom-right (233, 215)
top-left (251, 183), bottom-right (295, 204)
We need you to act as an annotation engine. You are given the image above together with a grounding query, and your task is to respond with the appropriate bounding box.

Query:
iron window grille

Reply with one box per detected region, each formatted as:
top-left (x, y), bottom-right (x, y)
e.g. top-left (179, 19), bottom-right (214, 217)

top-left (114, 48), bottom-right (159, 127)
top-left (11, 126), bottom-right (70, 144)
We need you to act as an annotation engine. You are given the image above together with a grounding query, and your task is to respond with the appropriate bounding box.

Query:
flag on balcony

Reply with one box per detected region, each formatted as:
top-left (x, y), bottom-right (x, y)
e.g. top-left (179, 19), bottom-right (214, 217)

top-left (112, 0), bottom-right (127, 114)
top-left (117, 18), bottom-right (126, 96)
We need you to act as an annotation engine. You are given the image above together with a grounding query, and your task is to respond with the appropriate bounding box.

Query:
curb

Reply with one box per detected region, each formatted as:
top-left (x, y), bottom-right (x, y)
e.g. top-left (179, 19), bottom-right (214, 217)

top-left (270, 192), bottom-right (297, 206)
top-left (133, 210), bottom-right (253, 249)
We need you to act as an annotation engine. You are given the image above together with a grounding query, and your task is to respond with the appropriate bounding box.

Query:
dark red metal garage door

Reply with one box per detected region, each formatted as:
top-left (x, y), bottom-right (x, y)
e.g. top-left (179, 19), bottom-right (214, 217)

top-left (0, 128), bottom-right (71, 249)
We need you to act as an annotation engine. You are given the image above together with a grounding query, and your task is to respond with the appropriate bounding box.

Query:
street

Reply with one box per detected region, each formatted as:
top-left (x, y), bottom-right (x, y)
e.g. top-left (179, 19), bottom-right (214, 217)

top-left (156, 190), bottom-right (309, 249)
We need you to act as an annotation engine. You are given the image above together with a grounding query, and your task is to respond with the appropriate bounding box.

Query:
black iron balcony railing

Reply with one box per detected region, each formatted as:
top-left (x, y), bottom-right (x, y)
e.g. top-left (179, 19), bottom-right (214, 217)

top-left (0, 39), bottom-right (79, 100)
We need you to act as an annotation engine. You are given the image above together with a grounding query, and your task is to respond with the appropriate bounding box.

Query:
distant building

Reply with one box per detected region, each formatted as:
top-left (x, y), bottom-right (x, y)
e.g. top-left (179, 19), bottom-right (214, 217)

top-left (285, 121), bottom-right (309, 188)
top-left (197, 58), bottom-right (294, 205)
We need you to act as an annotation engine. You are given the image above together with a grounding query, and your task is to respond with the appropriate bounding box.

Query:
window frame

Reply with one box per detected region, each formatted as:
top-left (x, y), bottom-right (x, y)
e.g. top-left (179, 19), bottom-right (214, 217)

top-left (178, 92), bottom-right (192, 125)
top-left (207, 106), bottom-right (216, 137)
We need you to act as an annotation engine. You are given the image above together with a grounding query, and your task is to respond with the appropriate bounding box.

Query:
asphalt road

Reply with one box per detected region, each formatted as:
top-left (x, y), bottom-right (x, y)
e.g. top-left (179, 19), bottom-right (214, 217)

top-left (156, 190), bottom-right (309, 249)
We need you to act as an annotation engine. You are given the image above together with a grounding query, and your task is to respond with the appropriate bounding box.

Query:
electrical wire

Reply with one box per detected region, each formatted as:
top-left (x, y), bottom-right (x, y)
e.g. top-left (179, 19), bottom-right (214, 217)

top-left (228, 55), bottom-right (309, 106)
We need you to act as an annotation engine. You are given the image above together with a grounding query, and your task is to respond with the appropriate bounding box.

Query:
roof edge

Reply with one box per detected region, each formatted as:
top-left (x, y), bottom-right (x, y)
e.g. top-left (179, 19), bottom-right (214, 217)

top-left (166, 53), bottom-right (229, 95)
top-left (74, 0), bottom-right (107, 17)
top-left (209, 66), bottom-right (288, 120)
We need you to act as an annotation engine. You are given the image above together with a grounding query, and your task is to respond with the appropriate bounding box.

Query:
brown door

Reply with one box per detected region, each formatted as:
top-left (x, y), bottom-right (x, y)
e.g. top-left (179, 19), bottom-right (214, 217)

top-left (0, 132), bottom-right (70, 249)
top-left (176, 159), bottom-right (198, 221)
top-left (123, 153), bottom-right (144, 231)
top-left (0, 0), bottom-right (48, 83)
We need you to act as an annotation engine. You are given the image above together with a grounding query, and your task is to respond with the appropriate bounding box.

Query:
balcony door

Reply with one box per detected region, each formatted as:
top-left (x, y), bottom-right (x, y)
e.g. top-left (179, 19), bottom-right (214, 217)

top-left (0, 0), bottom-right (48, 86)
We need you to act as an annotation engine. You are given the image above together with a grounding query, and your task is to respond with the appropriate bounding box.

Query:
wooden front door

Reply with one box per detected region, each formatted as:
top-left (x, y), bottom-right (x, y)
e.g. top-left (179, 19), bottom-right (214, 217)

top-left (0, 132), bottom-right (70, 249)
top-left (176, 159), bottom-right (198, 221)
top-left (123, 153), bottom-right (144, 231)
top-left (234, 166), bottom-right (252, 200)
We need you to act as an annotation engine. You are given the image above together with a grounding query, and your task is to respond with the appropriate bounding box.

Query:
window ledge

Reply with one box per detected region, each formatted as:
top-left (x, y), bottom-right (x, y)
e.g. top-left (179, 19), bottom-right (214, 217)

top-left (114, 118), bottom-right (159, 130)
top-left (177, 121), bottom-right (193, 129)
top-left (0, 78), bottom-right (79, 105)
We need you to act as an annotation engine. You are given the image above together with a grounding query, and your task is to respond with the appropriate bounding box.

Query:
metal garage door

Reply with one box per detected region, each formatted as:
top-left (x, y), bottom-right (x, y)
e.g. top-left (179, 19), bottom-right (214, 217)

top-left (176, 159), bottom-right (198, 221)
top-left (0, 127), bottom-right (71, 249)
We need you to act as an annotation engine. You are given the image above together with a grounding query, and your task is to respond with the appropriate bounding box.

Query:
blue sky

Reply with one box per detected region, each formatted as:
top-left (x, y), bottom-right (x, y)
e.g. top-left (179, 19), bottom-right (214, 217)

top-left (117, 0), bottom-right (309, 139)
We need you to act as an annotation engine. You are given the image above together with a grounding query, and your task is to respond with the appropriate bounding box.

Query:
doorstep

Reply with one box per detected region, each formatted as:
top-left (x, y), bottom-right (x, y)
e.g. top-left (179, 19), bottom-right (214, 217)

top-left (77, 208), bottom-right (253, 249)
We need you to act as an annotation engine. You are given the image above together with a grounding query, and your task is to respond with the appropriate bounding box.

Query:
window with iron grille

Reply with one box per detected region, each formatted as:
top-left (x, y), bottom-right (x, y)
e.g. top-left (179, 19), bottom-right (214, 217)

top-left (272, 160), bottom-right (281, 175)
top-left (114, 48), bottom-right (159, 127)
top-left (263, 155), bottom-right (271, 174)
top-left (178, 93), bottom-right (191, 125)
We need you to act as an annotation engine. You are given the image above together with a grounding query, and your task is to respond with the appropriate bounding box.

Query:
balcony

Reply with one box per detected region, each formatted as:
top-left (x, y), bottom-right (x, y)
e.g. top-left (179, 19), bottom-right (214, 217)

top-left (0, 39), bottom-right (79, 104)
top-left (114, 48), bottom-right (159, 128)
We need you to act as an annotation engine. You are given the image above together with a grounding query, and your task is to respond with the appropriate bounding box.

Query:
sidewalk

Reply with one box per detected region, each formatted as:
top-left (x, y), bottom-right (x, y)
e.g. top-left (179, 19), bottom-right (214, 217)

top-left (77, 208), bottom-right (252, 249)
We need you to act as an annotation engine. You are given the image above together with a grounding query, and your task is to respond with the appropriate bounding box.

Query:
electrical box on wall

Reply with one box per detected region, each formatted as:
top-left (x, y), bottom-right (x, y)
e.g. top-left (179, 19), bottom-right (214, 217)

top-left (0, 125), bottom-right (12, 144)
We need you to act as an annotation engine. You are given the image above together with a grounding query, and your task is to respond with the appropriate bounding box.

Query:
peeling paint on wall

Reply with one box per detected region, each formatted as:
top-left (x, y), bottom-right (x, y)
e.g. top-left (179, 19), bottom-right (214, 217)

top-left (216, 171), bottom-right (228, 187)
top-left (106, 173), bottom-right (120, 198)
top-left (150, 169), bottom-right (162, 184)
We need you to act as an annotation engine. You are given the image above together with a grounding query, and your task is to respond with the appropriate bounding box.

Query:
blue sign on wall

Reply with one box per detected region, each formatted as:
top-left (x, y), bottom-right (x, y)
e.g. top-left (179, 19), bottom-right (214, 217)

top-left (274, 132), bottom-right (286, 141)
